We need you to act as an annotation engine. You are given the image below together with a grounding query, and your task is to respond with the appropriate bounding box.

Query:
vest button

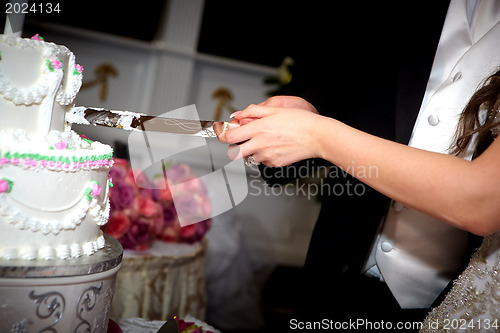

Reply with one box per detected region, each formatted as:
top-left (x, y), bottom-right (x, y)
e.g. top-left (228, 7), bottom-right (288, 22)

top-left (428, 114), bottom-right (440, 126)
top-left (381, 242), bottom-right (393, 253)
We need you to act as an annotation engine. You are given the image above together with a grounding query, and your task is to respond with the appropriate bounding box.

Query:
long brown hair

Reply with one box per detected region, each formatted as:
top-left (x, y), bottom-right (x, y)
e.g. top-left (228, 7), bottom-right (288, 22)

top-left (451, 68), bottom-right (500, 156)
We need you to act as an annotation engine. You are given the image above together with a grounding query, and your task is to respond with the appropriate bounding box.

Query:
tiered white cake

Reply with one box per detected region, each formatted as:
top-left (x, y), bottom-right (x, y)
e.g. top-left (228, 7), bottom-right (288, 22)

top-left (0, 34), bottom-right (113, 260)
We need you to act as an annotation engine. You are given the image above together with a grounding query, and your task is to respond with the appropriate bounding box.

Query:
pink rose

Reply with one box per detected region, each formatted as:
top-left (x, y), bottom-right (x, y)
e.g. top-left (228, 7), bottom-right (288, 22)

top-left (157, 227), bottom-right (178, 243)
top-left (30, 34), bottom-right (44, 41)
top-left (54, 142), bottom-right (67, 150)
top-left (75, 64), bottom-right (84, 73)
top-left (110, 180), bottom-right (135, 210)
top-left (50, 58), bottom-right (63, 70)
top-left (181, 176), bottom-right (208, 195)
top-left (121, 219), bottom-right (153, 250)
top-left (108, 166), bottom-right (125, 181)
top-left (0, 179), bottom-right (11, 193)
top-left (113, 158), bottom-right (129, 169)
top-left (134, 196), bottom-right (157, 217)
top-left (174, 194), bottom-right (199, 220)
top-left (151, 210), bottom-right (165, 235)
top-left (103, 211), bottom-right (130, 239)
top-left (154, 178), bottom-right (173, 201)
top-left (166, 164), bottom-right (191, 183)
top-left (90, 183), bottom-right (101, 197)
top-left (179, 224), bottom-right (197, 240)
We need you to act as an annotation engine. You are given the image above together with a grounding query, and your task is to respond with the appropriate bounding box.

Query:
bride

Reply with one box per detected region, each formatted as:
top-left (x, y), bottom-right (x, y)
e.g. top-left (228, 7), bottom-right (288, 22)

top-left (216, 69), bottom-right (500, 331)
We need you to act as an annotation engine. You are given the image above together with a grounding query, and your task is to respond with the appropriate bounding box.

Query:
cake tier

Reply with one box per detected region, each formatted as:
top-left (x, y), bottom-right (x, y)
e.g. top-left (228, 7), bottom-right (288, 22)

top-left (0, 34), bottom-right (83, 136)
top-left (0, 129), bottom-right (113, 260)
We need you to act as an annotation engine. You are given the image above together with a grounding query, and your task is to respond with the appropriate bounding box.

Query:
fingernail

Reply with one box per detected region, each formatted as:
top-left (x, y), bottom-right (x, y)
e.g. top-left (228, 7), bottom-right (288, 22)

top-left (229, 111), bottom-right (241, 119)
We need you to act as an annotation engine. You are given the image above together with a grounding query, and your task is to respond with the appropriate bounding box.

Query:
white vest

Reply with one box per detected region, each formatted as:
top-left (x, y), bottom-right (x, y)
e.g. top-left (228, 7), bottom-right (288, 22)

top-left (375, 0), bottom-right (500, 309)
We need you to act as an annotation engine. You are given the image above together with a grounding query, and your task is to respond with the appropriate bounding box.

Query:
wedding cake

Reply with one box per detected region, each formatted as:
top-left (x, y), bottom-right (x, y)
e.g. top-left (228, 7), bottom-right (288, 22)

top-left (0, 34), bottom-right (113, 260)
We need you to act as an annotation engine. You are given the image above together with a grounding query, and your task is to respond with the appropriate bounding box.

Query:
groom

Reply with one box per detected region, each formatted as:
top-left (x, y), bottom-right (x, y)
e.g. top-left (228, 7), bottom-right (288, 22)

top-left (237, 0), bottom-right (500, 328)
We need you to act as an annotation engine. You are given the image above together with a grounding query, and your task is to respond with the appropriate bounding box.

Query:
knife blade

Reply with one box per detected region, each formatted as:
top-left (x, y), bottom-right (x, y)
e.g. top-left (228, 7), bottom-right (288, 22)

top-left (66, 106), bottom-right (236, 137)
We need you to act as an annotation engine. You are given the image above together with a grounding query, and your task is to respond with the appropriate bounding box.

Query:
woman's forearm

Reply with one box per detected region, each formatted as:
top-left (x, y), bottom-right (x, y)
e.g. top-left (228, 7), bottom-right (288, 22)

top-left (223, 103), bottom-right (500, 235)
top-left (316, 115), bottom-right (500, 235)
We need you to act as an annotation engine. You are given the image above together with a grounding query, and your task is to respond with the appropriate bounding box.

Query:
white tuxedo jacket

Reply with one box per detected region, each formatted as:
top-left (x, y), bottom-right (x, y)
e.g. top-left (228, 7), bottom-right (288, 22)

top-left (375, 0), bottom-right (500, 309)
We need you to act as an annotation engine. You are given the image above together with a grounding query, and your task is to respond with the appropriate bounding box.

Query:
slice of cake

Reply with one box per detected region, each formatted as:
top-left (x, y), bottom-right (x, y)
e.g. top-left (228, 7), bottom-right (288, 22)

top-left (0, 34), bottom-right (114, 260)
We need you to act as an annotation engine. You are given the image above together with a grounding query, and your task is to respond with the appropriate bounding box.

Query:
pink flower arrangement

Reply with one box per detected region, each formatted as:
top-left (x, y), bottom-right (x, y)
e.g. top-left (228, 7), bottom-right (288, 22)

top-left (102, 158), bottom-right (211, 251)
top-left (155, 163), bottom-right (212, 244)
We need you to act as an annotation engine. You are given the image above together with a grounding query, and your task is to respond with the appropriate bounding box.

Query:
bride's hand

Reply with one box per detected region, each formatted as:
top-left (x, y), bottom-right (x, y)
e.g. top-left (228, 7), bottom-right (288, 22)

top-left (217, 102), bottom-right (324, 167)
top-left (231, 96), bottom-right (318, 126)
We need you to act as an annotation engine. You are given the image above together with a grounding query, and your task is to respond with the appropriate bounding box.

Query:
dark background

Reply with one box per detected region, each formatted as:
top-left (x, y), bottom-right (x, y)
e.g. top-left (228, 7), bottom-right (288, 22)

top-left (1, 0), bottom-right (345, 66)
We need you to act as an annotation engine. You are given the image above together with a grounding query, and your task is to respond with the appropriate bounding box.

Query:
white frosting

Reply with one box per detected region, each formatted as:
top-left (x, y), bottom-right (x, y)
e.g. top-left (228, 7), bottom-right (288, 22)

top-left (0, 35), bottom-right (114, 260)
top-left (66, 106), bottom-right (143, 131)
top-left (0, 35), bottom-right (82, 106)
top-left (0, 129), bottom-right (113, 260)
top-left (55, 45), bottom-right (83, 105)
top-left (66, 106), bottom-right (90, 125)
top-left (0, 36), bottom-right (57, 105)
top-left (0, 35), bottom-right (83, 137)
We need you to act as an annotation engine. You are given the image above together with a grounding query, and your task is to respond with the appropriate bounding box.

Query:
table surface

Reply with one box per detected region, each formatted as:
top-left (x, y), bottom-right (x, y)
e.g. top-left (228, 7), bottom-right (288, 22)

top-left (123, 240), bottom-right (204, 258)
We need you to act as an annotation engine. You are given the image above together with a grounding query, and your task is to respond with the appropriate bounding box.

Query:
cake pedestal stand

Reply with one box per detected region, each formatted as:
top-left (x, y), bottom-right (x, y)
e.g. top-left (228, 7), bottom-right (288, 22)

top-left (0, 235), bottom-right (123, 333)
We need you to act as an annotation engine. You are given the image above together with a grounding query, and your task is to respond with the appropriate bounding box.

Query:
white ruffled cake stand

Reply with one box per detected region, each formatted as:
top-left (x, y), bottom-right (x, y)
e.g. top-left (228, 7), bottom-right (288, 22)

top-left (0, 234), bottom-right (122, 333)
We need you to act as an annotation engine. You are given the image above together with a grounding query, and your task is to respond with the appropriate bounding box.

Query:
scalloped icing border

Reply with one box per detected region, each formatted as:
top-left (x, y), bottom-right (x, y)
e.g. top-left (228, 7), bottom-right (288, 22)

top-left (0, 184), bottom-right (110, 235)
top-left (0, 234), bottom-right (105, 260)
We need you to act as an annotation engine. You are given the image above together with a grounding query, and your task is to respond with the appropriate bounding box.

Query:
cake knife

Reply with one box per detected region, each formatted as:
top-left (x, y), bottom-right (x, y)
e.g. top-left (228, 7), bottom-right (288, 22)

top-left (66, 106), bottom-right (237, 137)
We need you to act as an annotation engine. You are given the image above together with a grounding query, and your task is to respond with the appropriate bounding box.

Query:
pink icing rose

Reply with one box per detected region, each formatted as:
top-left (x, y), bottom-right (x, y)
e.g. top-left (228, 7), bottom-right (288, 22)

top-left (50, 58), bottom-right (63, 70)
top-left (54, 142), bottom-right (67, 150)
top-left (30, 34), bottom-right (44, 41)
top-left (75, 64), bottom-right (84, 73)
top-left (0, 180), bottom-right (10, 193)
top-left (90, 183), bottom-right (101, 197)
top-left (0, 178), bottom-right (13, 193)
